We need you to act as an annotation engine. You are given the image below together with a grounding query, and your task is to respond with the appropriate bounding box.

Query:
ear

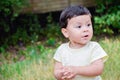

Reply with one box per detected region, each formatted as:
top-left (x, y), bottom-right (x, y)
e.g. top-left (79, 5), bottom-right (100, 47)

top-left (61, 28), bottom-right (69, 38)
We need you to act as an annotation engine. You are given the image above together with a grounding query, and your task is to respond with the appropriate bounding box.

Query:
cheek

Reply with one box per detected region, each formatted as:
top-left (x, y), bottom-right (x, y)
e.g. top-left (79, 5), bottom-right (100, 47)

top-left (69, 31), bottom-right (82, 39)
top-left (90, 29), bottom-right (93, 35)
top-left (67, 28), bottom-right (82, 38)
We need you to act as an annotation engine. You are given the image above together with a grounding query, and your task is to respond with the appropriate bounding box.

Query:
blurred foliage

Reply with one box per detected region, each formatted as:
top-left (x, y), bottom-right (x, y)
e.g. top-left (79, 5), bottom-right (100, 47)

top-left (0, 13), bottom-right (61, 52)
top-left (0, 0), bottom-right (27, 17)
top-left (94, 0), bottom-right (120, 35)
top-left (0, 0), bottom-right (29, 31)
top-left (0, 0), bottom-right (120, 53)
top-left (0, 13), bottom-right (41, 51)
top-left (0, 0), bottom-right (29, 50)
top-left (39, 14), bottom-right (62, 46)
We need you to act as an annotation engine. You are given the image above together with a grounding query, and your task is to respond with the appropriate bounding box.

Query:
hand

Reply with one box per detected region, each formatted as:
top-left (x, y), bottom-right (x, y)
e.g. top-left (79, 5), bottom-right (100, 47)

top-left (55, 67), bottom-right (65, 80)
top-left (61, 66), bottom-right (77, 80)
top-left (55, 66), bottom-right (72, 80)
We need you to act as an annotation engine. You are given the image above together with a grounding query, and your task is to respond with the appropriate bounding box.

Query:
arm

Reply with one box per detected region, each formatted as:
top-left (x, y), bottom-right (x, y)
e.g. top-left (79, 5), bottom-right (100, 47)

top-left (75, 58), bottom-right (104, 76)
top-left (66, 59), bottom-right (104, 78)
top-left (54, 61), bottom-right (64, 80)
top-left (63, 58), bottom-right (104, 79)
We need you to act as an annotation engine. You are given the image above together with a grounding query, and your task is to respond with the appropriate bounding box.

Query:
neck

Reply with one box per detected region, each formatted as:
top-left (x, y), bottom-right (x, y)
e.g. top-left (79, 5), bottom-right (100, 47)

top-left (69, 42), bottom-right (87, 49)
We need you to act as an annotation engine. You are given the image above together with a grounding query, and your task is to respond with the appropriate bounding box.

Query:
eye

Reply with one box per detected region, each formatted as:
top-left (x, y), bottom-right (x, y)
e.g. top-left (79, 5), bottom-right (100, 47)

top-left (87, 23), bottom-right (91, 27)
top-left (76, 26), bottom-right (81, 28)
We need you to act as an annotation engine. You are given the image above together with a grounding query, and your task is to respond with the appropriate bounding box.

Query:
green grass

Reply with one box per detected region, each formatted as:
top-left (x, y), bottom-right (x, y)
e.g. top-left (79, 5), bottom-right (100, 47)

top-left (0, 36), bottom-right (120, 80)
top-left (0, 47), bottom-right (55, 80)
top-left (99, 37), bottom-right (120, 80)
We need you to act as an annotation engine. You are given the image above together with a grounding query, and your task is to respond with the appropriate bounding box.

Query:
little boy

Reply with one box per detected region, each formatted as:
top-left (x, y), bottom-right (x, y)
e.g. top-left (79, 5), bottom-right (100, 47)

top-left (53, 5), bottom-right (108, 80)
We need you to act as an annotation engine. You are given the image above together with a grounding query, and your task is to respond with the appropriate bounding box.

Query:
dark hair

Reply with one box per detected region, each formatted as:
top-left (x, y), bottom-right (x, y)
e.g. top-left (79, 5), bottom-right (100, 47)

top-left (59, 5), bottom-right (91, 28)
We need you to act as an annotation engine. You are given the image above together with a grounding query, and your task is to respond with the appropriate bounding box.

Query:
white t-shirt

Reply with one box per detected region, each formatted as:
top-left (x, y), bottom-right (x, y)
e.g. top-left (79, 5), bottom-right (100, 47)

top-left (53, 41), bottom-right (108, 80)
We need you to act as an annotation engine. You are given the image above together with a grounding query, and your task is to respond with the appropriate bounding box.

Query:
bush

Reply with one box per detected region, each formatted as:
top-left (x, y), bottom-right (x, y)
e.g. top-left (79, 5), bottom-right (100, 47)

top-left (94, 0), bottom-right (120, 35)
top-left (0, 0), bottom-right (29, 48)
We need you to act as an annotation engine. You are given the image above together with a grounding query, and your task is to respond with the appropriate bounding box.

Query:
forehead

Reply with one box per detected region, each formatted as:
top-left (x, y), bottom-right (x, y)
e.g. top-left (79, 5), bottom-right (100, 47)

top-left (68, 15), bottom-right (91, 24)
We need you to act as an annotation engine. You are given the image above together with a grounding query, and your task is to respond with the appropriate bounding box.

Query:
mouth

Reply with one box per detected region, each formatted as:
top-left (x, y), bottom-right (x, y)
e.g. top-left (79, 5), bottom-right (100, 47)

top-left (84, 35), bottom-right (89, 37)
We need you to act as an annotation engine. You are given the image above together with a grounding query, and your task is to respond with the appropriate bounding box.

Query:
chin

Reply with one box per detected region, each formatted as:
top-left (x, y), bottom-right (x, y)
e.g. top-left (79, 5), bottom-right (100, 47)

top-left (81, 41), bottom-right (89, 45)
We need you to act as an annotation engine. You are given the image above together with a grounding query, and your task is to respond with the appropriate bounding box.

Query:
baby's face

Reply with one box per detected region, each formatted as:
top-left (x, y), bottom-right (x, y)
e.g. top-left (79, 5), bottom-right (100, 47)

top-left (64, 14), bottom-right (93, 48)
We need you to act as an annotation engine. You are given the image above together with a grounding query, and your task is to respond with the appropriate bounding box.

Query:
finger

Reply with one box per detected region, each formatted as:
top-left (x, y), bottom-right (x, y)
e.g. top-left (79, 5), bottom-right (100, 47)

top-left (63, 71), bottom-right (70, 75)
top-left (61, 76), bottom-right (67, 80)
top-left (67, 73), bottom-right (75, 79)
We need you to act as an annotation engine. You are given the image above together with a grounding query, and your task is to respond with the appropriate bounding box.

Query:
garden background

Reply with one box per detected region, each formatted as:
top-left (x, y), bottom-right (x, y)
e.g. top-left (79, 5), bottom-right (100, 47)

top-left (0, 0), bottom-right (120, 80)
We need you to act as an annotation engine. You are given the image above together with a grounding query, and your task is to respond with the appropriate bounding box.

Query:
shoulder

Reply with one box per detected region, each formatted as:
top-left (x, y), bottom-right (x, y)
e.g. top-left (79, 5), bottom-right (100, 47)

top-left (88, 41), bottom-right (101, 47)
top-left (86, 41), bottom-right (102, 50)
top-left (89, 41), bottom-right (108, 63)
top-left (55, 42), bottom-right (69, 52)
top-left (57, 42), bottom-right (69, 49)
top-left (53, 43), bottom-right (69, 61)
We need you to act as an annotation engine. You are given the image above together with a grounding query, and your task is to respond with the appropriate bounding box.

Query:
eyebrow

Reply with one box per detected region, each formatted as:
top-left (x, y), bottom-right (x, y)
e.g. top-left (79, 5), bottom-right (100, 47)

top-left (76, 20), bottom-right (91, 25)
top-left (87, 20), bottom-right (92, 22)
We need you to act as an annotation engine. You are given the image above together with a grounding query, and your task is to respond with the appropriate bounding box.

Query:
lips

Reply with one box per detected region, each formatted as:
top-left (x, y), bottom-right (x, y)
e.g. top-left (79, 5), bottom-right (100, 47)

top-left (81, 35), bottom-right (89, 39)
top-left (84, 35), bottom-right (88, 37)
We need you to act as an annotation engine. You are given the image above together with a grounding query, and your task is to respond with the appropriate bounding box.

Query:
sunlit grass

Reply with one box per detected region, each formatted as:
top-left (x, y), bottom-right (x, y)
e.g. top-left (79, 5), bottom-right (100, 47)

top-left (0, 36), bottom-right (120, 80)
top-left (0, 48), bottom-right (55, 80)
top-left (99, 37), bottom-right (120, 80)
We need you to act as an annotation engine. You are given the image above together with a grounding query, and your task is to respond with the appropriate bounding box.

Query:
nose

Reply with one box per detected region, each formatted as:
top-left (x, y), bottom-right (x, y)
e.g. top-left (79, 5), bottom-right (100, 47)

top-left (83, 26), bottom-right (89, 32)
